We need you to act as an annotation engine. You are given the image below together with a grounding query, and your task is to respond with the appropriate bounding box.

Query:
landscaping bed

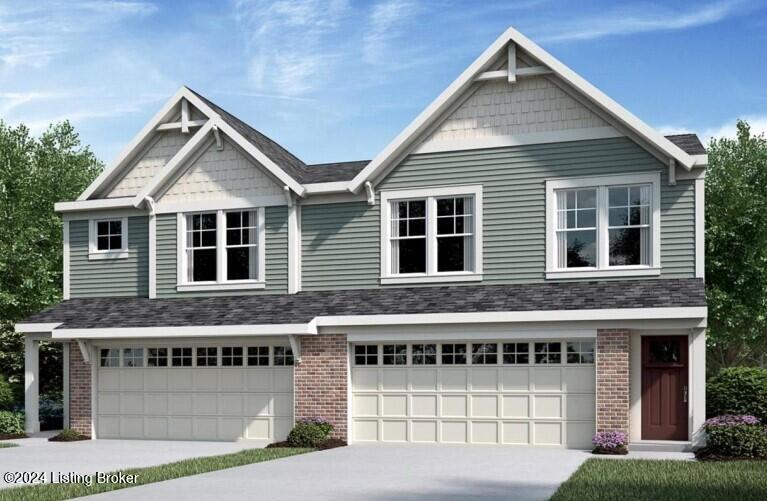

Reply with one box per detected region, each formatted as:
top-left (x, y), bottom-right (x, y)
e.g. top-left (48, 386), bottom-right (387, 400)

top-left (0, 433), bottom-right (26, 440)
top-left (551, 458), bottom-right (767, 501)
top-left (48, 429), bottom-right (89, 442)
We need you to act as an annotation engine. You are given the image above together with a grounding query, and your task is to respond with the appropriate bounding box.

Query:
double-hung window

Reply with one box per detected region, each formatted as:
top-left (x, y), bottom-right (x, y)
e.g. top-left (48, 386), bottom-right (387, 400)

top-left (381, 186), bottom-right (483, 284)
top-left (89, 217), bottom-right (128, 260)
top-left (546, 173), bottom-right (660, 278)
top-left (178, 208), bottom-right (265, 291)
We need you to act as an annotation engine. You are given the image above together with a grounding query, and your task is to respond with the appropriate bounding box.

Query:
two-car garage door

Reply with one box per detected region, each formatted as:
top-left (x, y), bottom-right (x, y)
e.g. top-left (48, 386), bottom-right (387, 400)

top-left (351, 340), bottom-right (596, 448)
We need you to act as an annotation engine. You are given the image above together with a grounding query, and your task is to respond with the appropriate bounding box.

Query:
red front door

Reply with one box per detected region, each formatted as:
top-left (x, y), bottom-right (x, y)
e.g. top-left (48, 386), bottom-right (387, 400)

top-left (641, 336), bottom-right (689, 440)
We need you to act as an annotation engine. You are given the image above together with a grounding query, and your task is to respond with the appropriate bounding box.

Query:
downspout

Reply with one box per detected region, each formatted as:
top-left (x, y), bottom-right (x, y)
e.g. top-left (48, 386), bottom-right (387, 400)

top-left (143, 196), bottom-right (157, 299)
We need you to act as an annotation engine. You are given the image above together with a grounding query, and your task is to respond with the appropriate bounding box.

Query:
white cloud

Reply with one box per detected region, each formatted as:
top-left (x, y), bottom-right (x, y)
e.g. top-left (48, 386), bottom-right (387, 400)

top-left (363, 0), bottom-right (420, 66)
top-left (656, 115), bottom-right (767, 144)
top-left (536, 0), bottom-right (745, 43)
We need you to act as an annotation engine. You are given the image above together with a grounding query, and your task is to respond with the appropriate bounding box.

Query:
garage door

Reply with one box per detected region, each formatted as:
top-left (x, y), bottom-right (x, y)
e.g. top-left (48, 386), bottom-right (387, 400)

top-left (351, 340), bottom-right (595, 448)
top-left (96, 343), bottom-right (294, 442)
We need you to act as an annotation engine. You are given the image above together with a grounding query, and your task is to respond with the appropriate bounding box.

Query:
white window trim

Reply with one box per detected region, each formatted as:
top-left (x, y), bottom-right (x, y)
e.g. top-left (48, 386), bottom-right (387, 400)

top-left (380, 185), bottom-right (483, 284)
top-left (88, 217), bottom-right (128, 260)
top-left (545, 172), bottom-right (661, 279)
top-left (176, 208), bottom-right (266, 291)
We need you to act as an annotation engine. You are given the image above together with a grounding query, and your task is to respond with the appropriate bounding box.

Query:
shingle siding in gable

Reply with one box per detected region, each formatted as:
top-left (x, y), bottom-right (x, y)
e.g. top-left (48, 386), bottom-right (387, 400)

top-left (155, 205), bottom-right (289, 297)
top-left (69, 216), bottom-right (149, 297)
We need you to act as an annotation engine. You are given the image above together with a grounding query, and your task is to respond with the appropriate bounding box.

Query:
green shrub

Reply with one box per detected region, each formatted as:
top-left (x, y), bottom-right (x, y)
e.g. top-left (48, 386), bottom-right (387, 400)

top-left (703, 415), bottom-right (767, 459)
top-left (0, 411), bottom-right (24, 435)
top-left (287, 418), bottom-right (333, 447)
top-left (49, 429), bottom-right (89, 442)
top-left (0, 376), bottom-right (13, 411)
top-left (707, 367), bottom-right (767, 421)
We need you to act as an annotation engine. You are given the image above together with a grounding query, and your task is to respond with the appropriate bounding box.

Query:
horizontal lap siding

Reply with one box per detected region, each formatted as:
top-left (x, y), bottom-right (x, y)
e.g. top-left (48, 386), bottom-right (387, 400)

top-left (70, 217), bottom-right (149, 297)
top-left (156, 206), bottom-right (288, 297)
top-left (301, 138), bottom-right (696, 289)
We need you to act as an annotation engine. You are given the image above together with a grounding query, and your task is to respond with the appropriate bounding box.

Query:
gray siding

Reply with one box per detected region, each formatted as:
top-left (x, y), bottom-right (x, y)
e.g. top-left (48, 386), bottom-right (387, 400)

top-left (301, 137), bottom-right (696, 290)
top-left (70, 217), bottom-right (149, 297)
top-left (156, 206), bottom-right (288, 297)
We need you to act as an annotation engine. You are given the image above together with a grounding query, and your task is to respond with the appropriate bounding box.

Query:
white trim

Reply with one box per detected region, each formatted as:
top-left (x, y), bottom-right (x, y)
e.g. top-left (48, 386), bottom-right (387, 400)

top-left (347, 329), bottom-right (596, 342)
top-left (695, 178), bottom-right (705, 279)
top-left (148, 212), bottom-right (157, 299)
top-left (303, 181), bottom-right (350, 194)
top-left (88, 217), bottom-right (129, 260)
top-left (62, 208), bottom-right (147, 221)
top-left (24, 336), bottom-right (40, 433)
top-left (287, 201), bottom-right (300, 294)
top-left (176, 282), bottom-right (265, 292)
top-left (156, 119), bottom-right (206, 132)
top-left (15, 322), bottom-right (62, 333)
top-left (545, 172), bottom-right (661, 278)
top-left (691, 328), bottom-right (706, 446)
top-left (155, 196), bottom-right (285, 214)
top-left (380, 185), bottom-right (483, 283)
top-left (676, 167), bottom-right (706, 181)
top-left (348, 26), bottom-right (694, 193)
top-left (413, 127), bottom-right (622, 155)
top-left (55, 198), bottom-right (136, 213)
top-left (63, 221), bottom-right (70, 300)
top-left (53, 323), bottom-right (319, 339)
top-left (692, 154), bottom-right (708, 167)
top-left (300, 192), bottom-right (367, 205)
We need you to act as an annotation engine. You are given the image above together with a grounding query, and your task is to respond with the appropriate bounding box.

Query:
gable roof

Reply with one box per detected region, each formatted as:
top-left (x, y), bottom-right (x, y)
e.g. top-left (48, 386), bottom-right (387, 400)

top-left (665, 134), bottom-right (707, 155)
top-left (347, 26), bottom-right (702, 193)
top-left (302, 160), bottom-right (370, 183)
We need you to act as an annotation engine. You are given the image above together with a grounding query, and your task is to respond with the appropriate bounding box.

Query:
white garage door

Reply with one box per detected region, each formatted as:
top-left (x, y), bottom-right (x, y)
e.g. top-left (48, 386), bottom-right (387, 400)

top-left (351, 340), bottom-right (595, 448)
top-left (96, 343), bottom-right (294, 442)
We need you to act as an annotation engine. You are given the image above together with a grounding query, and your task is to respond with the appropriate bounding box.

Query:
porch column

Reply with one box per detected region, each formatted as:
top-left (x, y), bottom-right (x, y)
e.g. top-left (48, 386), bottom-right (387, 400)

top-left (596, 329), bottom-right (630, 435)
top-left (24, 335), bottom-right (40, 434)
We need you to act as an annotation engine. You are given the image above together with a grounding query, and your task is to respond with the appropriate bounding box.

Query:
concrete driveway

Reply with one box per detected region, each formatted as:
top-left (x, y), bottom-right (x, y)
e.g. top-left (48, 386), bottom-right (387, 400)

top-left (0, 432), bottom-right (257, 490)
top-left (88, 444), bottom-right (591, 501)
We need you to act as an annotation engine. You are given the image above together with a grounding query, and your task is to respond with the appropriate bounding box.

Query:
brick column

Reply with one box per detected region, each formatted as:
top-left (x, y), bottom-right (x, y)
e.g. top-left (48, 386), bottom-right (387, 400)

top-left (69, 342), bottom-right (92, 437)
top-left (294, 334), bottom-right (348, 441)
top-left (596, 329), bottom-right (630, 435)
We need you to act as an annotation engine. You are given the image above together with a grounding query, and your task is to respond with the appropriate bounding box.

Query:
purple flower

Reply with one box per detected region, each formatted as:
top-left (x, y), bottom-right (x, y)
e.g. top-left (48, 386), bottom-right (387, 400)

top-left (704, 415), bottom-right (760, 428)
top-left (298, 417), bottom-right (331, 426)
top-left (592, 430), bottom-right (628, 449)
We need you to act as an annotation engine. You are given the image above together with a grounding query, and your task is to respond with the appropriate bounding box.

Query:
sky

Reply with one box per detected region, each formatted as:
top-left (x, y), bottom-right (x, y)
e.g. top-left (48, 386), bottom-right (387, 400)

top-left (1, 0), bottom-right (766, 165)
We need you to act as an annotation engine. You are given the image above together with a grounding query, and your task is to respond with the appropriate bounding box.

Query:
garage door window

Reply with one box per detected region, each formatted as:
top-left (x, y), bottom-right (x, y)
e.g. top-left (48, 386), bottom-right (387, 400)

top-left (566, 341), bottom-right (595, 364)
top-left (534, 342), bottom-right (562, 364)
top-left (100, 349), bottom-right (119, 367)
top-left (274, 346), bottom-right (294, 366)
top-left (147, 348), bottom-right (168, 367)
top-left (354, 345), bottom-right (378, 365)
top-left (383, 344), bottom-right (407, 365)
top-left (172, 347), bottom-right (193, 367)
top-left (502, 343), bottom-right (529, 364)
top-left (441, 343), bottom-right (467, 365)
top-left (412, 344), bottom-right (437, 365)
top-left (248, 346), bottom-right (270, 366)
top-left (471, 343), bottom-right (498, 364)
top-left (122, 348), bottom-right (144, 367)
top-left (222, 347), bottom-right (244, 366)
top-left (197, 347), bottom-right (218, 367)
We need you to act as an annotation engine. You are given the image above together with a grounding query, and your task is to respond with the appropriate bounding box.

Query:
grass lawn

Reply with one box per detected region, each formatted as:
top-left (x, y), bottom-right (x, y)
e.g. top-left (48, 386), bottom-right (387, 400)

top-left (552, 458), bottom-right (767, 501)
top-left (1, 447), bottom-right (311, 501)
top-left (0, 443), bottom-right (18, 449)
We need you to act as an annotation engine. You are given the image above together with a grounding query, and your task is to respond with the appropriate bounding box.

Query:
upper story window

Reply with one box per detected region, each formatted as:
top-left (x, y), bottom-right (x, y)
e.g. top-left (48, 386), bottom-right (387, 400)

top-left (177, 208), bottom-right (265, 291)
top-left (380, 186), bottom-right (483, 284)
top-left (545, 173), bottom-right (660, 279)
top-left (89, 218), bottom-right (128, 260)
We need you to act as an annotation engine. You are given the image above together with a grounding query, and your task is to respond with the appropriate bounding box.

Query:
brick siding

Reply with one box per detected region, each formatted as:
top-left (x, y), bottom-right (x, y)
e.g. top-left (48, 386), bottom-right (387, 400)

top-left (294, 334), bottom-right (348, 441)
top-left (69, 341), bottom-right (92, 437)
top-left (596, 329), bottom-right (630, 435)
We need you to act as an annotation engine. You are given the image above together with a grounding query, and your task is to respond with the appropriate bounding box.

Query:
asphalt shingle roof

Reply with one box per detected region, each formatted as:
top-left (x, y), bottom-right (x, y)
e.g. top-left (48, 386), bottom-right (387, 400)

top-left (664, 134), bottom-right (707, 155)
top-left (22, 279), bottom-right (705, 330)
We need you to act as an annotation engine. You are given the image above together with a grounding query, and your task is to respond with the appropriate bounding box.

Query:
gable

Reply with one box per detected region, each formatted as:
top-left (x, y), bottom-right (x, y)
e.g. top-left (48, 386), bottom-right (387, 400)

top-left (157, 137), bottom-right (283, 204)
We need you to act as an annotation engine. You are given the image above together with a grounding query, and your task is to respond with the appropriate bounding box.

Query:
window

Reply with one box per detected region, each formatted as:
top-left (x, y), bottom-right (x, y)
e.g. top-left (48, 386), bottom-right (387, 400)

top-left (222, 347), bottom-right (243, 366)
top-left (171, 347), bottom-right (192, 367)
top-left (196, 347), bottom-right (218, 367)
top-left (441, 344), bottom-right (467, 365)
top-left (382, 344), bottom-right (407, 365)
top-left (147, 348), bottom-right (168, 367)
top-left (381, 186), bottom-right (482, 284)
top-left (534, 342), bottom-right (562, 364)
top-left (546, 173), bottom-right (660, 278)
top-left (122, 348), bottom-right (144, 367)
top-left (100, 349), bottom-right (119, 367)
top-left (354, 345), bottom-right (378, 365)
top-left (248, 346), bottom-right (270, 366)
top-left (412, 344), bottom-right (437, 365)
top-left (274, 346), bottom-right (294, 366)
top-left (566, 341), bottom-right (595, 364)
top-left (471, 343), bottom-right (497, 364)
top-left (502, 343), bottom-right (529, 364)
top-left (89, 218), bottom-right (128, 259)
top-left (179, 209), bottom-right (264, 290)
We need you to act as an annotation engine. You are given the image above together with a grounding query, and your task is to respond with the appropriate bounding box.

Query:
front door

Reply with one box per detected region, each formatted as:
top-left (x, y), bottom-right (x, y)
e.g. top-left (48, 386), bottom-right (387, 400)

top-left (641, 336), bottom-right (689, 440)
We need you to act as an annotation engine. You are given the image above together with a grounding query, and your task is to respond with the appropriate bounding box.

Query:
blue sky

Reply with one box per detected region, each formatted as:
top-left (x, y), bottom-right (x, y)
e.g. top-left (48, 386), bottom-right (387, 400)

top-left (1, 0), bottom-right (766, 165)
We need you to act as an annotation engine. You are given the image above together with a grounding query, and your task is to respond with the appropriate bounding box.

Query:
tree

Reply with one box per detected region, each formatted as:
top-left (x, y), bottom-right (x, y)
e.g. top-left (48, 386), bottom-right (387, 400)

top-left (0, 121), bottom-right (102, 400)
top-left (706, 120), bottom-right (767, 371)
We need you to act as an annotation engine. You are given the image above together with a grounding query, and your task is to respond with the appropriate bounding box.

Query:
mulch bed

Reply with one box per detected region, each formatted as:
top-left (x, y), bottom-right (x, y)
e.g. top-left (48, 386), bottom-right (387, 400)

top-left (48, 434), bottom-right (90, 442)
top-left (267, 438), bottom-right (347, 450)
top-left (0, 433), bottom-right (27, 440)
top-left (694, 448), bottom-right (766, 461)
top-left (592, 446), bottom-right (629, 455)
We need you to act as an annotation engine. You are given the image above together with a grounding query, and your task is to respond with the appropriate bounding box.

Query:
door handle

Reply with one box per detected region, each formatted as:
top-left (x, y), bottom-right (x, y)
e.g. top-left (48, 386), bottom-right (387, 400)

top-left (683, 385), bottom-right (688, 403)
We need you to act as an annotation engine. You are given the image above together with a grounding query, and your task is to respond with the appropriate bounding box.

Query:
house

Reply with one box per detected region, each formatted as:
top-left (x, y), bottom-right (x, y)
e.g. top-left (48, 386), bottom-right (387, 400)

top-left (16, 26), bottom-right (707, 450)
